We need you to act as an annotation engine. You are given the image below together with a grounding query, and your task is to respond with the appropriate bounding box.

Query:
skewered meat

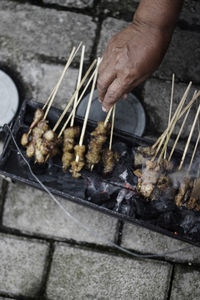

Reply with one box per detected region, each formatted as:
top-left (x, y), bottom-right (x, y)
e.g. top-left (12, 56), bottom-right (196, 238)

top-left (86, 122), bottom-right (110, 169)
top-left (175, 177), bottom-right (191, 207)
top-left (21, 133), bottom-right (29, 147)
top-left (30, 108), bottom-right (44, 130)
top-left (134, 146), bottom-right (156, 167)
top-left (187, 178), bottom-right (200, 210)
top-left (62, 126), bottom-right (80, 170)
top-left (21, 110), bottom-right (46, 148)
top-left (102, 149), bottom-right (119, 174)
top-left (70, 145), bottom-right (85, 178)
top-left (134, 160), bottom-right (161, 198)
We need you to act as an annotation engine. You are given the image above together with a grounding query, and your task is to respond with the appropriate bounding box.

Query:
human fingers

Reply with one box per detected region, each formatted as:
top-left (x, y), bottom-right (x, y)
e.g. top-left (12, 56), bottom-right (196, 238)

top-left (97, 61), bottom-right (116, 103)
top-left (102, 77), bottom-right (128, 112)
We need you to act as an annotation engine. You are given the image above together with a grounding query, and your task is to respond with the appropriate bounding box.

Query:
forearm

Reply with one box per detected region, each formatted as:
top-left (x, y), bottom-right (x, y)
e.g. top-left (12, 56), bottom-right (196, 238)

top-left (133, 0), bottom-right (183, 32)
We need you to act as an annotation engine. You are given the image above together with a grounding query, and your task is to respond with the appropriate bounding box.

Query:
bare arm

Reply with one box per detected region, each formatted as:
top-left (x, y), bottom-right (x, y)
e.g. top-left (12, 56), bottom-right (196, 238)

top-left (97, 0), bottom-right (183, 111)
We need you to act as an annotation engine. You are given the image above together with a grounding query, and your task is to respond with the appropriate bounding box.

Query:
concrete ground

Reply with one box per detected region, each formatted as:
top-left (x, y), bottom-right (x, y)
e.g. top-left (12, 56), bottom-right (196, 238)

top-left (0, 0), bottom-right (200, 299)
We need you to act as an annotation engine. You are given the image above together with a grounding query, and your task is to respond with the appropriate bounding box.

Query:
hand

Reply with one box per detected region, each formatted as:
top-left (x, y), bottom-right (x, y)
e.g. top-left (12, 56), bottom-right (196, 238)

top-left (97, 22), bottom-right (172, 112)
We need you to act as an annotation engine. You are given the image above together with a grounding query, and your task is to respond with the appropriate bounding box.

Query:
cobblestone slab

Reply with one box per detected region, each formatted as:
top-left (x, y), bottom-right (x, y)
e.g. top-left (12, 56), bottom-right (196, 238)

top-left (121, 222), bottom-right (200, 264)
top-left (0, 233), bottom-right (49, 297)
top-left (155, 29), bottom-right (200, 83)
top-left (0, 141), bottom-right (3, 156)
top-left (0, 50), bottom-right (79, 110)
top-left (3, 182), bottom-right (118, 245)
top-left (46, 244), bottom-right (172, 300)
top-left (0, 1), bottom-right (96, 62)
top-left (180, 0), bottom-right (200, 27)
top-left (43, 0), bottom-right (94, 8)
top-left (0, 297), bottom-right (16, 300)
top-left (100, 0), bottom-right (138, 20)
top-left (143, 78), bottom-right (200, 140)
top-left (170, 265), bottom-right (200, 300)
top-left (97, 18), bottom-right (129, 57)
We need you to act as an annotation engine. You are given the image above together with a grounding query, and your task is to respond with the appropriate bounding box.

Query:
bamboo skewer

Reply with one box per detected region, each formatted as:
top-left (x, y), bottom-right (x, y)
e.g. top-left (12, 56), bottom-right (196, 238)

top-left (109, 104), bottom-right (116, 151)
top-left (152, 82), bottom-right (192, 162)
top-left (58, 66), bottom-right (97, 138)
top-left (52, 59), bottom-right (97, 132)
top-left (188, 125), bottom-right (200, 173)
top-left (157, 90), bottom-right (189, 164)
top-left (43, 47), bottom-right (76, 120)
top-left (75, 59), bottom-right (100, 162)
top-left (42, 42), bottom-right (82, 112)
top-left (168, 106), bottom-right (191, 162)
top-left (164, 73), bottom-right (175, 159)
top-left (178, 103), bottom-right (200, 171)
top-left (104, 107), bottom-right (113, 126)
top-left (70, 45), bottom-right (85, 127)
top-left (152, 82), bottom-right (193, 150)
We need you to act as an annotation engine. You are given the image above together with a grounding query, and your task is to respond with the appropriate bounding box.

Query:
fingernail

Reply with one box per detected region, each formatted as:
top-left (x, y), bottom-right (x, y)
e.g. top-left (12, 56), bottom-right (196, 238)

top-left (102, 106), bottom-right (107, 112)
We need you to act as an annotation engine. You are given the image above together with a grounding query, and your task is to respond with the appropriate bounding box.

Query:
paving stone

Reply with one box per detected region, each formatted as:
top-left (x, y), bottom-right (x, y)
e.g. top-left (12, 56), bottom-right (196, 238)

top-left (0, 298), bottom-right (16, 300)
top-left (17, 58), bottom-right (78, 110)
top-left (143, 78), bottom-right (200, 141)
top-left (0, 141), bottom-right (3, 157)
top-left (0, 1), bottom-right (96, 62)
top-left (0, 49), bottom-right (79, 110)
top-left (121, 222), bottom-right (200, 264)
top-left (43, 0), bottom-right (94, 8)
top-left (180, 0), bottom-right (200, 27)
top-left (100, 0), bottom-right (138, 20)
top-left (3, 182), bottom-right (118, 245)
top-left (46, 243), bottom-right (172, 300)
top-left (155, 29), bottom-right (200, 83)
top-left (170, 265), bottom-right (200, 300)
top-left (97, 18), bottom-right (129, 57)
top-left (0, 233), bottom-right (49, 297)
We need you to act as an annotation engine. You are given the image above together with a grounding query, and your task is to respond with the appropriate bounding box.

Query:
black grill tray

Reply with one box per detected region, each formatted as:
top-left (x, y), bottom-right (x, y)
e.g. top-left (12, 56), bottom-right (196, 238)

top-left (0, 100), bottom-right (199, 248)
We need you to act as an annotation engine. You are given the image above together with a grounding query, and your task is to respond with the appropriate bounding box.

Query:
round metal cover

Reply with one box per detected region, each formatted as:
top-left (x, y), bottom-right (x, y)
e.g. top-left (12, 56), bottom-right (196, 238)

top-left (76, 89), bottom-right (146, 136)
top-left (0, 70), bottom-right (19, 127)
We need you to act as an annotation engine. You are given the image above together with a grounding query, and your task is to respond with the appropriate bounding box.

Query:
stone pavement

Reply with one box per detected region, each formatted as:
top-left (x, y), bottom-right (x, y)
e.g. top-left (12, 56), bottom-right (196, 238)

top-left (0, 0), bottom-right (200, 299)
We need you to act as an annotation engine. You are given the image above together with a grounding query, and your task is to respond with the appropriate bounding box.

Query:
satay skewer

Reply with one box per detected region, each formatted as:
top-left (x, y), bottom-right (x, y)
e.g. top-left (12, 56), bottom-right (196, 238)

top-left (43, 46), bottom-right (78, 119)
top-left (70, 45), bottom-right (85, 127)
top-left (109, 104), bottom-right (116, 151)
top-left (168, 106), bottom-right (191, 162)
top-left (52, 59), bottom-right (97, 132)
top-left (152, 82), bottom-right (191, 162)
top-left (152, 82), bottom-right (193, 150)
top-left (76, 59), bottom-right (100, 160)
top-left (187, 125), bottom-right (200, 173)
top-left (42, 42), bottom-right (82, 112)
top-left (58, 65), bottom-right (98, 138)
top-left (164, 73), bottom-right (175, 159)
top-left (178, 103), bottom-right (200, 171)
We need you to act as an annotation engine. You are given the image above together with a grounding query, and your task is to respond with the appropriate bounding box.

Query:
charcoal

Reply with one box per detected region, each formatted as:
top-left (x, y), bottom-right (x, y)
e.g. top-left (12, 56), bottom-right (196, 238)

top-left (1, 100), bottom-right (200, 247)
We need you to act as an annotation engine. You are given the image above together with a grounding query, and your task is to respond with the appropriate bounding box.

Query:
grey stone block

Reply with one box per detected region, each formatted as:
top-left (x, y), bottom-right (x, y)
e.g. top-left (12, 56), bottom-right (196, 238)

top-left (100, 0), bottom-right (138, 20)
top-left (155, 29), bottom-right (200, 83)
top-left (0, 233), bottom-right (49, 297)
top-left (0, 1), bottom-right (96, 62)
top-left (121, 222), bottom-right (200, 264)
top-left (43, 0), bottom-right (94, 8)
top-left (46, 243), bottom-right (172, 300)
top-left (97, 18), bottom-right (129, 57)
top-left (170, 265), bottom-right (200, 300)
top-left (180, 1), bottom-right (200, 26)
top-left (3, 182), bottom-right (118, 245)
top-left (0, 297), bottom-right (15, 300)
top-left (143, 78), bottom-right (200, 142)
top-left (0, 49), bottom-right (79, 110)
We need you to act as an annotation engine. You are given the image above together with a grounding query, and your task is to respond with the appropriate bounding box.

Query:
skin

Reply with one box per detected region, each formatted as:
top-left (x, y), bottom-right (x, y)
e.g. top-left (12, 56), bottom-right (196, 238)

top-left (97, 0), bottom-right (184, 112)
